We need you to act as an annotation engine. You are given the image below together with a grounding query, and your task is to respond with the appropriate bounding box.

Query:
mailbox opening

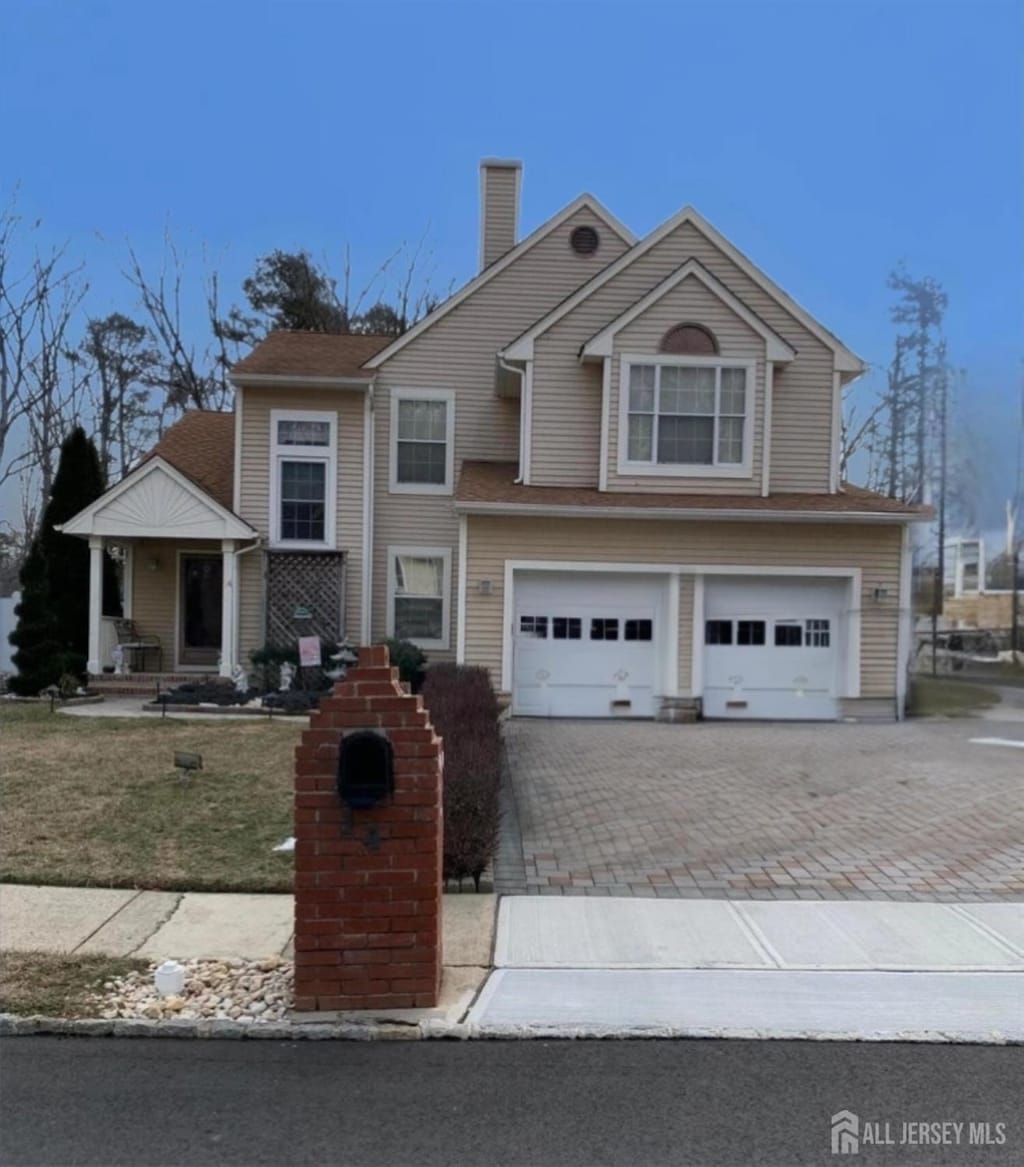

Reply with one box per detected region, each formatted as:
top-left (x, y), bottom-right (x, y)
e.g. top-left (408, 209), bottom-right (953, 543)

top-left (337, 729), bottom-right (394, 810)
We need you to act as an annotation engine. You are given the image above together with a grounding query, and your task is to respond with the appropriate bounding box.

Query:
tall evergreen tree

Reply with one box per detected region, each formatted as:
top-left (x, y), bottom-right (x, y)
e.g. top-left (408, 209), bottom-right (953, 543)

top-left (8, 427), bottom-right (107, 694)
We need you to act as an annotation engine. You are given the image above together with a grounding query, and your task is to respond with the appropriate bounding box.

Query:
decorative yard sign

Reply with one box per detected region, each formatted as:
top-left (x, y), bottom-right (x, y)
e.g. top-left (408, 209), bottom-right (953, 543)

top-left (298, 636), bottom-right (321, 668)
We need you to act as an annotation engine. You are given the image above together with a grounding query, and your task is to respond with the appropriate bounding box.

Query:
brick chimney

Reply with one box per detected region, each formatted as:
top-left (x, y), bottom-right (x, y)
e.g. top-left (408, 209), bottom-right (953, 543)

top-left (479, 159), bottom-right (522, 270)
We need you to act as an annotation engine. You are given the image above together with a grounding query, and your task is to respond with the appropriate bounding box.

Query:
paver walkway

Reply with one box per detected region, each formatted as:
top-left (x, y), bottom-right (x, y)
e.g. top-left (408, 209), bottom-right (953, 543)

top-left (499, 718), bottom-right (1024, 901)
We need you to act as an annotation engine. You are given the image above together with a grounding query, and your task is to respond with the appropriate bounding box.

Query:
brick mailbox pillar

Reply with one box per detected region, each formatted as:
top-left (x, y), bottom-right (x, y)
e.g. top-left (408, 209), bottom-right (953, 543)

top-left (293, 645), bottom-right (443, 1012)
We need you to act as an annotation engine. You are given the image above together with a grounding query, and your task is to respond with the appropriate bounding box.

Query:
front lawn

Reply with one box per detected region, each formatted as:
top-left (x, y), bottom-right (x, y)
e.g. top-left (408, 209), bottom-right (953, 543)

top-left (0, 705), bottom-right (299, 893)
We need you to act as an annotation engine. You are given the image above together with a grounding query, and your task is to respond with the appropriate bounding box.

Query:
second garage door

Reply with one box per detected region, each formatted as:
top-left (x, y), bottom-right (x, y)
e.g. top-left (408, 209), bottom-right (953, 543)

top-left (702, 576), bottom-right (849, 720)
top-left (512, 572), bottom-right (663, 718)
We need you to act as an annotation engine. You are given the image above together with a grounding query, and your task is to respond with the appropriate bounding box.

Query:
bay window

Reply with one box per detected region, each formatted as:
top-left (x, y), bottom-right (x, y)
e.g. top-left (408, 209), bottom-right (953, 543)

top-left (619, 356), bottom-right (754, 477)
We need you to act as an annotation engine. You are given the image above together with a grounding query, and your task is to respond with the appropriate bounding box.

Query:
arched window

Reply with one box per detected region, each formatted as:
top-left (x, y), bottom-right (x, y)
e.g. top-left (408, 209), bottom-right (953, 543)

top-left (660, 323), bottom-right (719, 355)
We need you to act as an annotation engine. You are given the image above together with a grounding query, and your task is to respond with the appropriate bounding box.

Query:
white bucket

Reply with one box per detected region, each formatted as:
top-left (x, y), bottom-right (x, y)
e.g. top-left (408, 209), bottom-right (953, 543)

top-left (154, 959), bottom-right (186, 996)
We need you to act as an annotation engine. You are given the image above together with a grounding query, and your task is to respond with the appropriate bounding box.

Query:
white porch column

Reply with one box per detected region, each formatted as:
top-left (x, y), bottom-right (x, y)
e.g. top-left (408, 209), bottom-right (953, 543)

top-left (220, 539), bottom-right (237, 678)
top-left (87, 536), bottom-right (104, 675)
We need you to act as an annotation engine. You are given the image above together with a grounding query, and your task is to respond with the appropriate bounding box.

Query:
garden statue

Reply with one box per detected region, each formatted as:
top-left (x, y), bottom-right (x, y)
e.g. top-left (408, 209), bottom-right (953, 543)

top-left (112, 644), bottom-right (126, 676)
top-left (231, 663), bottom-right (249, 694)
top-left (278, 661), bottom-right (295, 692)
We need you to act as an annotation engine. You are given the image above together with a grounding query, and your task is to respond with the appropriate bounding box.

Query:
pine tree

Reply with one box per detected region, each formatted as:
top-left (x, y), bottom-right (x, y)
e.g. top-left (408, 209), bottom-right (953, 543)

top-left (8, 428), bottom-right (108, 694)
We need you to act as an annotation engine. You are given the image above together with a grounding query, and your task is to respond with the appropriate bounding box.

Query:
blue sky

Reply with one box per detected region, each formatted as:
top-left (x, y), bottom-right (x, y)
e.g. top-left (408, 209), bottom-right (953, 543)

top-left (2, 0), bottom-right (1022, 531)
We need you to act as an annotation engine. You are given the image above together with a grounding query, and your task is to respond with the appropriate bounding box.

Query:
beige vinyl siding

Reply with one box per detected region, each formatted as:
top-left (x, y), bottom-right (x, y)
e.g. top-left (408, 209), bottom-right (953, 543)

top-left (678, 574), bottom-right (694, 693)
top-left (372, 205), bottom-right (631, 655)
top-left (530, 220), bottom-right (834, 493)
top-left (480, 165), bottom-right (520, 268)
top-left (130, 538), bottom-right (224, 671)
top-left (608, 276), bottom-right (764, 494)
top-left (464, 515), bottom-right (902, 698)
top-left (237, 386), bottom-right (366, 642)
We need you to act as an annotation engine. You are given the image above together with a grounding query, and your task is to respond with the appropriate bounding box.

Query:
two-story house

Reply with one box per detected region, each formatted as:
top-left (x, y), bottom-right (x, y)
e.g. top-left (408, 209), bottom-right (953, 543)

top-left (62, 159), bottom-right (926, 720)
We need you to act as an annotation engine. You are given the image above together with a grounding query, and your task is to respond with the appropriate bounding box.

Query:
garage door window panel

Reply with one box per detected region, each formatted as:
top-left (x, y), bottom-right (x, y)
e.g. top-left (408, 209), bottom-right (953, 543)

top-left (520, 616), bottom-right (548, 638)
top-left (591, 618), bottom-right (620, 641)
top-left (552, 617), bottom-right (582, 640)
top-left (624, 619), bottom-right (653, 642)
top-left (806, 619), bottom-right (831, 647)
top-left (623, 358), bottom-right (751, 475)
top-left (774, 622), bottom-right (803, 647)
top-left (737, 619), bottom-right (766, 646)
top-left (705, 619), bottom-right (733, 645)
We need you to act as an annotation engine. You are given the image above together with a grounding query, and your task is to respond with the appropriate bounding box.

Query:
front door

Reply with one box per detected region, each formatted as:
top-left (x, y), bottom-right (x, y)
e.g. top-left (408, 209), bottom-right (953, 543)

top-left (179, 554), bottom-right (223, 668)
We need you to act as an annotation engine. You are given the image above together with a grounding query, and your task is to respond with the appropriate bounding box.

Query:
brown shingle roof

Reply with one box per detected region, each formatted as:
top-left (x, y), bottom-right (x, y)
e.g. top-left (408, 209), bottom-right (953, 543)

top-left (231, 331), bottom-right (393, 380)
top-left (143, 410), bottom-right (235, 510)
top-left (455, 461), bottom-right (931, 520)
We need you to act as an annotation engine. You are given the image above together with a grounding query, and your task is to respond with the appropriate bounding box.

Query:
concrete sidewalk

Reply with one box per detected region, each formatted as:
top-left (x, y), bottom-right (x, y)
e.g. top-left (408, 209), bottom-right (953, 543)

top-left (468, 897), bottom-right (1024, 1042)
top-left (5, 885), bottom-right (1022, 1040)
top-left (0, 884), bottom-right (495, 968)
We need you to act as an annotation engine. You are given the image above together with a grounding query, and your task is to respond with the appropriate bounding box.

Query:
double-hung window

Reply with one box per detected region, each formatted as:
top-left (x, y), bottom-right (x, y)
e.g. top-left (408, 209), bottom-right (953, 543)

top-left (388, 546), bottom-right (451, 649)
top-left (390, 388), bottom-right (455, 494)
top-left (620, 356), bottom-right (753, 477)
top-left (270, 410), bottom-right (336, 548)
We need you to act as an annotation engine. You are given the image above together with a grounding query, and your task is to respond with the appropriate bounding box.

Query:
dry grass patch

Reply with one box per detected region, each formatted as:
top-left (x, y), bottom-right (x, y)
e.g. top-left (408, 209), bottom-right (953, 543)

top-left (0, 704), bottom-right (301, 892)
top-left (0, 951), bottom-right (148, 1017)
top-left (908, 677), bottom-right (1001, 718)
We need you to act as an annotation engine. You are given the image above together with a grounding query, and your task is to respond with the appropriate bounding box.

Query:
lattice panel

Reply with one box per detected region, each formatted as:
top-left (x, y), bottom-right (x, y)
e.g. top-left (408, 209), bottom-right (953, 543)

top-left (266, 552), bottom-right (346, 651)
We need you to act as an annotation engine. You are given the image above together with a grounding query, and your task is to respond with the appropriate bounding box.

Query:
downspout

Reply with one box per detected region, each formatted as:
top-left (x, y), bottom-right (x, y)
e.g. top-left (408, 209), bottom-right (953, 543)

top-left (499, 355), bottom-right (527, 483)
top-left (361, 379), bottom-right (376, 645)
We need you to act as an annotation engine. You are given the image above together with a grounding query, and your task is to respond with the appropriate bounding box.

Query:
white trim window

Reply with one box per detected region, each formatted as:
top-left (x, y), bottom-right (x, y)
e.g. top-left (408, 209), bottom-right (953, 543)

top-left (387, 545), bottom-right (452, 649)
top-left (618, 354), bottom-right (755, 478)
top-left (389, 388), bottom-right (455, 495)
top-left (269, 409), bottom-right (337, 549)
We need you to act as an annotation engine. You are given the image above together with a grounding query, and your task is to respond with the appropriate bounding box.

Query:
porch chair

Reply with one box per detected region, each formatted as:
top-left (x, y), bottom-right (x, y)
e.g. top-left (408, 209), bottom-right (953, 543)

top-left (113, 618), bottom-right (163, 673)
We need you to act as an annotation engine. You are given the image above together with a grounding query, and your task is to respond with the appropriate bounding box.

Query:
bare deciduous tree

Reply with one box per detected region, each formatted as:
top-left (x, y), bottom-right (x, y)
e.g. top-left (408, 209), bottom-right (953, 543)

top-left (125, 233), bottom-right (236, 414)
top-left (0, 199), bottom-right (85, 492)
top-left (79, 312), bottom-right (161, 482)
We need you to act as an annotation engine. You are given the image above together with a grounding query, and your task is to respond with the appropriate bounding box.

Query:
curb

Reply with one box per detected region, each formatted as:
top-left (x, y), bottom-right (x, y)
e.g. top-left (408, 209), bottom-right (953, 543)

top-left (0, 1013), bottom-right (472, 1041)
top-left (4, 1013), bottom-right (1020, 1043)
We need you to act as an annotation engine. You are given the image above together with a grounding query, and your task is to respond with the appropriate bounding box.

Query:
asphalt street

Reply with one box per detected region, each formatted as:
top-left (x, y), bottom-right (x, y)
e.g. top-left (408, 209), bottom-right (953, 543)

top-left (1, 1038), bottom-right (1021, 1167)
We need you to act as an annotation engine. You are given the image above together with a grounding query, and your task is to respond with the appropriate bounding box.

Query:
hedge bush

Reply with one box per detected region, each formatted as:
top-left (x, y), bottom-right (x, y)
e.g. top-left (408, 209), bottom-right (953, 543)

top-left (384, 638), bottom-right (427, 692)
top-left (420, 664), bottom-right (501, 888)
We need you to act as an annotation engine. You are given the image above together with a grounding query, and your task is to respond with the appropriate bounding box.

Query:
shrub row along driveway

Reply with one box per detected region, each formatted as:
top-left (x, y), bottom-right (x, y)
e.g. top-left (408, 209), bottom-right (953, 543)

top-left (499, 717), bottom-right (1024, 900)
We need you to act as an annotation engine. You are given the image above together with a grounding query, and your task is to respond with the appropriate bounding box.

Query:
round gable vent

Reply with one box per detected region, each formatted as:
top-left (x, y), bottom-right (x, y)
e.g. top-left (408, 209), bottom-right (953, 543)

top-left (570, 225), bottom-right (600, 256)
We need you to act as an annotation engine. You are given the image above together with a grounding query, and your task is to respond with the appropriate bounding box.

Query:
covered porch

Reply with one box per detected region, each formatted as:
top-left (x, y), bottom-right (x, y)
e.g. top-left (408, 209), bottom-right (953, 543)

top-left (59, 456), bottom-right (258, 679)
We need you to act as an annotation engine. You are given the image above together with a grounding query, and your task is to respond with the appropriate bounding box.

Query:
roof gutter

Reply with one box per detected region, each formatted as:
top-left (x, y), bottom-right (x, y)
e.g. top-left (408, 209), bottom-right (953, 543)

top-left (229, 373), bottom-right (373, 389)
top-left (454, 500), bottom-right (928, 524)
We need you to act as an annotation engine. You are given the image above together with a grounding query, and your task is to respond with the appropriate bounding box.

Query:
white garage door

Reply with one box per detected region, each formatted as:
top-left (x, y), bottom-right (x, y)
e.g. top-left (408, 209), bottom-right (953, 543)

top-left (513, 572), bottom-right (663, 718)
top-left (702, 577), bottom-right (848, 720)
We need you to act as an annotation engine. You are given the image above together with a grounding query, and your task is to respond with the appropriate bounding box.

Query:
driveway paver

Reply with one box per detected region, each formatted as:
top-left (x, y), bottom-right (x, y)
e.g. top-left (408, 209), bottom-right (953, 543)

top-left (499, 718), bottom-right (1024, 900)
